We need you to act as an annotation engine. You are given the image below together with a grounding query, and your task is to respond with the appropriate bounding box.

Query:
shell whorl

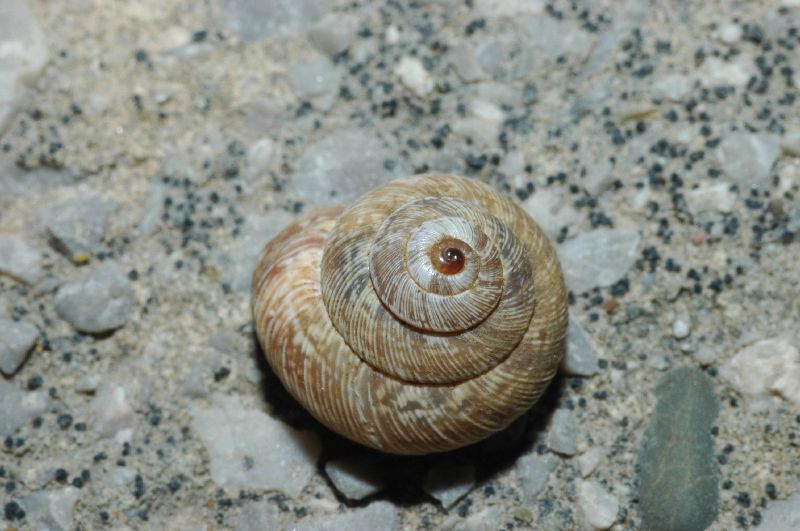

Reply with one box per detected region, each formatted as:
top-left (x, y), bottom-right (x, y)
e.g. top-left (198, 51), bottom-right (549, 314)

top-left (252, 174), bottom-right (567, 455)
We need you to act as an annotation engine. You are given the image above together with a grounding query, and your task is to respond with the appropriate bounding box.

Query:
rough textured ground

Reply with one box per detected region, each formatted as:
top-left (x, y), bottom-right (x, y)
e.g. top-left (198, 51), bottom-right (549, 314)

top-left (1, 0), bottom-right (799, 530)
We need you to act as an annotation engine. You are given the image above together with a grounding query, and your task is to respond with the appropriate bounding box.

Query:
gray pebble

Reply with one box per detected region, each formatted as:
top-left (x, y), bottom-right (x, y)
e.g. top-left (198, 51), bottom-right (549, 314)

top-left (0, 319), bottom-right (38, 376)
top-left (292, 128), bottom-right (406, 206)
top-left (547, 408), bottom-right (579, 456)
top-left (423, 462), bottom-right (476, 509)
top-left (514, 452), bottom-right (558, 503)
top-left (325, 457), bottom-right (387, 500)
top-left (54, 261), bottom-right (134, 333)
top-left (292, 501), bottom-right (399, 531)
top-left (758, 492), bottom-right (800, 531)
top-left (20, 487), bottom-right (80, 531)
top-left (0, 234), bottom-right (44, 284)
top-left (191, 394), bottom-right (321, 496)
top-left (41, 195), bottom-right (118, 261)
top-left (288, 57), bottom-right (340, 101)
top-left (308, 13), bottom-right (356, 56)
top-left (578, 480), bottom-right (619, 530)
top-left (562, 315), bottom-right (599, 377)
top-left (558, 228), bottom-right (640, 294)
top-left (716, 132), bottom-right (781, 185)
top-left (0, 0), bottom-right (48, 134)
top-left (213, 0), bottom-right (328, 42)
top-left (0, 379), bottom-right (49, 435)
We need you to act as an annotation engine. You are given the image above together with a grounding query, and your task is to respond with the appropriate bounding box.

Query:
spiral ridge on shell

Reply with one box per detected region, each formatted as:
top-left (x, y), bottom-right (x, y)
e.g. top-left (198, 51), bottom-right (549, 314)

top-left (252, 174), bottom-right (567, 455)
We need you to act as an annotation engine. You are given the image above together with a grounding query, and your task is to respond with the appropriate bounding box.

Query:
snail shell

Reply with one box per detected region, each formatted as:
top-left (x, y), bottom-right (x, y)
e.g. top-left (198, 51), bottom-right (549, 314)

top-left (252, 174), bottom-right (567, 455)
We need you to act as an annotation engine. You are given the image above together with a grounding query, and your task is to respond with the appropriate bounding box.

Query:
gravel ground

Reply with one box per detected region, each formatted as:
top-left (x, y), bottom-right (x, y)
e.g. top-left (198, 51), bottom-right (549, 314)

top-left (1, 0), bottom-right (799, 530)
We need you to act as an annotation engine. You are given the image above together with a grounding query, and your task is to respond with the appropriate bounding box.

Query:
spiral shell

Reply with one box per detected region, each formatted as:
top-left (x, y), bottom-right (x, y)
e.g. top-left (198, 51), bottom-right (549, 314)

top-left (252, 174), bottom-right (567, 455)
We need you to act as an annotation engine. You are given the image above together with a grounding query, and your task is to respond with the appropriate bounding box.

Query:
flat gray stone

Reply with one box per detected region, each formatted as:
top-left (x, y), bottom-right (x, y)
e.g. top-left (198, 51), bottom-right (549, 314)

top-left (40, 195), bottom-right (118, 261)
top-left (563, 315), bottom-right (599, 376)
top-left (0, 0), bottom-right (48, 134)
top-left (716, 132), bottom-right (781, 185)
top-left (0, 379), bottom-right (49, 435)
top-left (558, 229), bottom-right (640, 294)
top-left (292, 128), bottom-right (406, 206)
top-left (515, 452), bottom-right (558, 503)
top-left (423, 462), bottom-right (476, 509)
top-left (191, 393), bottom-right (321, 496)
top-left (20, 487), bottom-right (80, 531)
top-left (54, 261), bottom-right (134, 333)
top-left (0, 234), bottom-right (44, 284)
top-left (0, 319), bottom-right (38, 376)
top-left (325, 457), bottom-right (386, 500)
top-left (292, 501), bottom-right (399, 531)
top-left (547, 408), bottom-right (579, 456)
top-left (758, 492), bottom-right (800, 531)
top-left (288, 57), bottom-right (340, 104)
top-left (214, 0), bottom-right (329, 42)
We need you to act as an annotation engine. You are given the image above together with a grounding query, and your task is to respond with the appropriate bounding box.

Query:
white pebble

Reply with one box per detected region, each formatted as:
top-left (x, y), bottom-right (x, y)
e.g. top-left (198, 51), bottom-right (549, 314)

top-left (718, 24), bottom-right (742, 45)
top-left (395, 56), bottom-right (434, 97)
top-left (720, 337), bottom-right (800, 411)
top-left (247, 137), bottom-right (276, 178)
top-left (91, 384), bottom-right (136, 441)
top-left (672, 319), bottom-right (690, 339)
top-left (578, 480), bottom-right (619, 530)
top-left (54, 261), bottom-right (134, 334)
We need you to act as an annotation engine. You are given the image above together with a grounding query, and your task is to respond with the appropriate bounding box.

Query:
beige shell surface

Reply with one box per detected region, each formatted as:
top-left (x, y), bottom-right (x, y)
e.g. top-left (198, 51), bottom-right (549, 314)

top-left (251, 174), bottom-right (568, 455)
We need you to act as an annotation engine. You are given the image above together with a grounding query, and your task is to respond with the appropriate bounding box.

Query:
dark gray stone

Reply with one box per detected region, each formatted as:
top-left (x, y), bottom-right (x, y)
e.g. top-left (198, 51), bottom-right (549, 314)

top-left (637, 366), bottom-right (720, 531)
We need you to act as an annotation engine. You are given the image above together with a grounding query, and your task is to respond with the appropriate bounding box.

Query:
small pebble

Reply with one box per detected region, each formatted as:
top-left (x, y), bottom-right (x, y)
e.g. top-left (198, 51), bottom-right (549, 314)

top-left (578, 480), bottom-right (619, 530)
top-left (423, 462), bottom-right (476, 509)
top-left (325, 457), bottom-right (386, 500)
top-left (395, 56), bottom-right (434, 97)
top-left (720, 338), bottom-right (800, 411)
top-left (718, 24), bottom-right (742, 44)
top-left (563, 316), bottom-right (599, 377)
top-left (547, 408), bottom-right (579, 456)
top-left (54, 261), bottom-right (134, 334)
top-left (20, 487), bottom-right (79, 531)
top-left (0, 319), bottom-right (38, 376)
top-left (716, 132), bottom-right (781, 185)
top-left (0, 235), bottom-right (44, 285)
top-left (558, 229), bottom-right (641, 294)
top-left (577, 447), bottom-right (608, 478)
top-left (191, 393), bottom-right (321, 496)
top-left (672, 318), bottom-right (690, 339)
top-left (0, 379), bottom-right (49, 435)
top-left (308, 13), bottom-right (356, 56)
top-left (90, 384), bottom-right (136, 440)
top-left (757, 491), bottom-right (800, 530)
top-left (291, 501), bottom-right (399, 531)
top-left (514, 452), bottom-right (558, 503)
top-left (40, 195), bottom-right (117, 261)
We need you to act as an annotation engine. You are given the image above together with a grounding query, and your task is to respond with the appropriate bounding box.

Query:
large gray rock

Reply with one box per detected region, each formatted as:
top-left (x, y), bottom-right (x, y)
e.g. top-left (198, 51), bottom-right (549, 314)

top-left (0, 0), bottom-right (48, 134)
top-left (637, 367), bottom-right (719, 531)
top-left (40, 195), bottom-right (118, 261)
top-left (191, 394), bottom-right (321, 496)
top-left (0, 234), bottom-right (44, 284)
top-left (0, 319), bottom-right (38, 376)
top-left (292, 129), bottom-right (406, 206)
top-left (558, 229), bottom-right (640, 294)
top-left (54, 261), bottom-right (134, 333)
